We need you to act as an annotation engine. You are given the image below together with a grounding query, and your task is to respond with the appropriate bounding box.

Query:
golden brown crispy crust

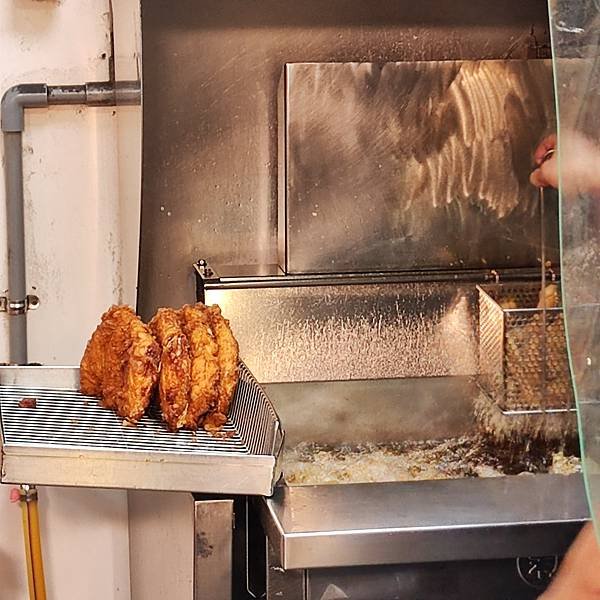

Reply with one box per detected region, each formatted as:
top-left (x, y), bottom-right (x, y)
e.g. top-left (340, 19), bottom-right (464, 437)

top-left (81, 305), bottom-right (131, 401)
top-left (180, 304), bottom-right (220, 429)
top-left (150, 308), bottom-right (192, 431)
top-left (203, 411), bottom-right (228, 434)
top-left (120, 315), bottom-right (161, 422)
top-left (80, 312), bottom-right (109, 397)
top-left (80, 305), bottom-right (160, 423)
top-left (206, 304), bottom-right (239, 422)
top-left (82, 302), bottom-right (239, 431)
top-left (99, 306), bottom-right (134, 413)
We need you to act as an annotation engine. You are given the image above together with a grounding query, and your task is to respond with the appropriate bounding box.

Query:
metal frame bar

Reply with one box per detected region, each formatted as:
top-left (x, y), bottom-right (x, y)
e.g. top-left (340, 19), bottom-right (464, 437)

top-left (194, 499), bottom-right (234, 600)
top-left (195, 260), bottom-right (557, 292)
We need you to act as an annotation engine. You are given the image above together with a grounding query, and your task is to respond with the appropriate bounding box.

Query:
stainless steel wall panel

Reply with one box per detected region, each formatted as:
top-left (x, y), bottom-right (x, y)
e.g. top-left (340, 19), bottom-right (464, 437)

top-left (194, 500), bottom-right (234, 600)
top-left (263, 376), bottom-right (477, 446)
top-left (204, 281), bottom-right (478, 383)
top-left (138, 0), bottom-right (551, 318)
top-left (280, 60), bottom-right (557, 274)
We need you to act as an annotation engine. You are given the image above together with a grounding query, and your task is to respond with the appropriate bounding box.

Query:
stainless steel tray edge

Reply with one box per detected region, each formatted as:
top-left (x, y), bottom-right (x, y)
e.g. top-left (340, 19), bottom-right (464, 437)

top-left (260, 475), bottom-right (589, 569)
top-left (1, 449), bottom-right (278, 496)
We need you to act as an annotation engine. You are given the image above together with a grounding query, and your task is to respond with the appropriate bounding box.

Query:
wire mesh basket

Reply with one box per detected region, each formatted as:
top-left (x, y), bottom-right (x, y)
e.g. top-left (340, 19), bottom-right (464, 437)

top-left (477, 283), bottom-right (574, 412)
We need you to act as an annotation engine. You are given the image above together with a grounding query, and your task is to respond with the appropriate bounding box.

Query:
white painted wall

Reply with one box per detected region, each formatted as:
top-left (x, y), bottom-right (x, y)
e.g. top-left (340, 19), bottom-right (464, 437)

top-left (0, 1), bottom-right (141, 598)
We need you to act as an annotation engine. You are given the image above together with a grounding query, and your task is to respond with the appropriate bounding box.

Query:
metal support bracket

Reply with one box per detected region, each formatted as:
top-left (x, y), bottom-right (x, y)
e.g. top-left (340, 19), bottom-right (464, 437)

top-left (195, 499), bottom-right (234, 600)
top-left (195, 258), bottom-right (218, 280)
top-left (194, 259), bottom-right (220, 304)
top-left (0, 295), bottom-right (40, 315)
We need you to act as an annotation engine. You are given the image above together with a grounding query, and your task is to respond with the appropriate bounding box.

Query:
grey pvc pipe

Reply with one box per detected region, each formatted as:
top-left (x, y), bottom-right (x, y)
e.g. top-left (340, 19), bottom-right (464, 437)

top-left (1, 80), bottom-right (140, 364)
top-left (2, 84), bottom-right (49, 364)
top-left (4, 131), bottom-right (27, 364)
top-left (47, 85), bottom-right (86, 105)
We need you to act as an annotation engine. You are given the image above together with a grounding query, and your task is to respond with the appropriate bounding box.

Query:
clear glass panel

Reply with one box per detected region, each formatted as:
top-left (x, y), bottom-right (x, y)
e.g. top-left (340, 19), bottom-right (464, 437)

top-left (549, 0), bottom-right (600, 531)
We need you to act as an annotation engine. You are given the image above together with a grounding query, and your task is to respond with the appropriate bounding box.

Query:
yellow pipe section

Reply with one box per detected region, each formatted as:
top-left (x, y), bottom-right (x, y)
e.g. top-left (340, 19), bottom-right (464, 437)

top-left (28, 492), bottom-right (47, 600)
top-left (19, 495), bottom-right (35, 598)
top-left (15, 485), bottom-right (46, 600)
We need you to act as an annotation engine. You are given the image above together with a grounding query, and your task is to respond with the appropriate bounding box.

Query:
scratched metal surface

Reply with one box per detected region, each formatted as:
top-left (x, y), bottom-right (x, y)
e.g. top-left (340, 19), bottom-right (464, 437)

top-left (281, 60), bottom-right (557, 274)
top-left (204, 282), bottom-right (477, 383)
top-left (138, 0), bottom-right (551, 319)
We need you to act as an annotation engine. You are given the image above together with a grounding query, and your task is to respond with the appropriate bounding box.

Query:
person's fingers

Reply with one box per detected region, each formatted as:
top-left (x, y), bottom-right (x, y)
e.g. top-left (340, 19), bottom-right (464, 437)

top-left (538, 523), bottom-right (600, 599)
top-left (530, 155), bottom-right (558, 189)
top-left (534, 134), bottom-right (557, 165)
top-left (530, 168), bottom-right (545, 187)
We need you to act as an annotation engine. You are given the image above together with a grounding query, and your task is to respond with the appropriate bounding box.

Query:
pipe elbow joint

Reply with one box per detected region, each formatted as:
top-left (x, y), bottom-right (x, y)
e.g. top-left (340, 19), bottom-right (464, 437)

top-left (1, 84), bottom-right (48, 133)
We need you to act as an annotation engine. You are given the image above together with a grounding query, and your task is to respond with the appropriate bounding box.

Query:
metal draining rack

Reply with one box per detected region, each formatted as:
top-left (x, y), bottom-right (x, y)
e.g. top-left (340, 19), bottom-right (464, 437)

top-left (0, 362), bottom-right (284, 496)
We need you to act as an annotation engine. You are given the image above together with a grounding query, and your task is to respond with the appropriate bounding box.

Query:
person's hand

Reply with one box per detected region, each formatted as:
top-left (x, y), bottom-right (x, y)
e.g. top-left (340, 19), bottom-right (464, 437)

top-left (530, 131), bottom-right (600, 197)
top-left (538, 523), bottom-right (600, 599)
top-left (530, 134), bottom-right (558, 188)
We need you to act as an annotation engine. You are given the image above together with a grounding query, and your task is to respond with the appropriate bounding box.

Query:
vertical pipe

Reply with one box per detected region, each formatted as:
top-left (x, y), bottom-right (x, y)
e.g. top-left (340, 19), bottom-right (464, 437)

top-left (3, 131), bottom-right (27, 363)
top-left (28, 492), bottom-right (47, 600)
top-left (20, 497), bottom-right (35, 599)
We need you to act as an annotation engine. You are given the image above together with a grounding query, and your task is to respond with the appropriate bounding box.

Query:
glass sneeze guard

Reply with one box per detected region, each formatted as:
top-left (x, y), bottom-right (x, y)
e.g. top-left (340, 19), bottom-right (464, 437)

top-left (550, 0), bottom-right (600, 536)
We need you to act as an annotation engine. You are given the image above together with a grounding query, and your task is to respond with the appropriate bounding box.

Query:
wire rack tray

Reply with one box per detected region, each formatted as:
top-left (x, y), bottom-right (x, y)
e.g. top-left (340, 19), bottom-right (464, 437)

top-left (0, 362), bottom-right (284, 496)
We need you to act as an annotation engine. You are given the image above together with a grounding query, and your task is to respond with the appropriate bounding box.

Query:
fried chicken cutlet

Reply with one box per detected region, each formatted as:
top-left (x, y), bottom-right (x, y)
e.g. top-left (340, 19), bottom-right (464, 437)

top-left (149, 308), bottom-right (192, 431)
top-left (180, 304), bottom-right (220, 429)
top-left (203, 305), bottom-right (240, 430)
top-left (80, 305), bottom-right (160, 423)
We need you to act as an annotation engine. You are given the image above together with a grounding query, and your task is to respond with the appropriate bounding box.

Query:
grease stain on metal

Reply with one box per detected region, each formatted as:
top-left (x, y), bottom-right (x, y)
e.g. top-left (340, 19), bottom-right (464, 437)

top-left (195, 531), bottom-right (214, 559)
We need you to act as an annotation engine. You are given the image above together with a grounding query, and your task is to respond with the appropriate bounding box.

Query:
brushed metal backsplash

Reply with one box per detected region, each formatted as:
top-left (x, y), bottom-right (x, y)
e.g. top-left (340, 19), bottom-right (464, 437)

top-left (138, 0), bottom-right (551, 318)
top-left (281, 60), bottom-right (556, 274)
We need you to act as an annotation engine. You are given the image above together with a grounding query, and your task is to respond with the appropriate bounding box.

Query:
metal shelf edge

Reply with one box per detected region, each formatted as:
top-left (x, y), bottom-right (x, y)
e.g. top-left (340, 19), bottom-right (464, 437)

top-left (1, 451), bottom-right (279, 496)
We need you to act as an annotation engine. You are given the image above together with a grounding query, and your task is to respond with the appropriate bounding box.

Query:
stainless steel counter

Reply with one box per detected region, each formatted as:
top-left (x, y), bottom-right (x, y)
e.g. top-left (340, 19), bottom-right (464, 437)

top-left (260, 474), bottom-right (588, 570)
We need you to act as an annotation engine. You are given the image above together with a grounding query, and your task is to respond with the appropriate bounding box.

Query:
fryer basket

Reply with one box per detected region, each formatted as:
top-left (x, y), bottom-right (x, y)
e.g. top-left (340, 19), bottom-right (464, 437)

top-left (477, 283), bottom-right (574, 412)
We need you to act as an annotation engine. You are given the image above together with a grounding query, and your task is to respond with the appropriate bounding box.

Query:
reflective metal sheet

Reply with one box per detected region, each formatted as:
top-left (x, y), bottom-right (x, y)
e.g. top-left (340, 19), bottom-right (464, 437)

top-left (263, 376), bottom-right (476, 446)
top-left (280, 60), bottom-right (557, 274)
top-left (194, 500), bottom-right (234, 600)
top-left (205, 281), bottom-right (478, 383)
